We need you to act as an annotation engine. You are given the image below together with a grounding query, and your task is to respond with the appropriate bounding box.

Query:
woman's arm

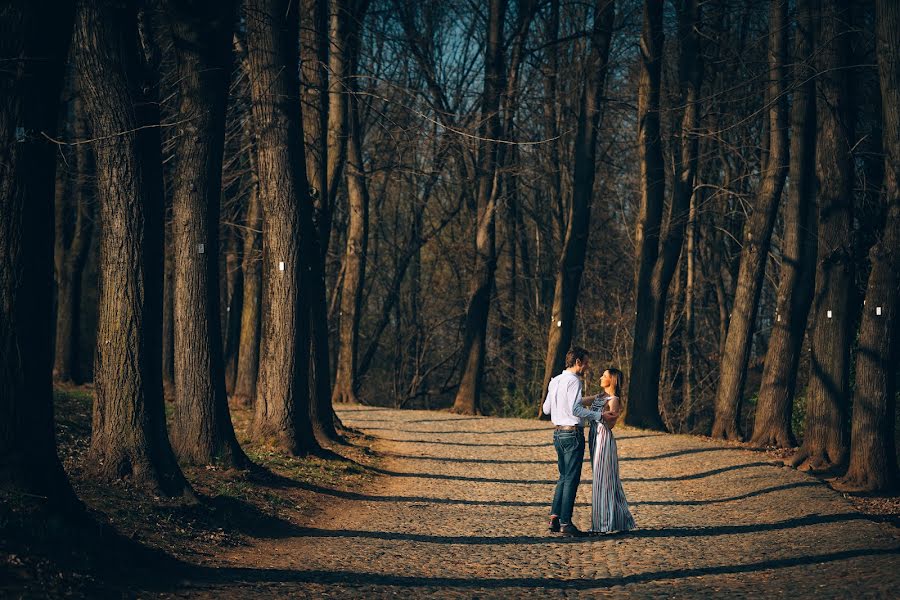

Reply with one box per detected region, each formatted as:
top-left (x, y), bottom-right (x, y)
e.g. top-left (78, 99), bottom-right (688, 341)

top-left (604, 396), bottom-right (621, 428)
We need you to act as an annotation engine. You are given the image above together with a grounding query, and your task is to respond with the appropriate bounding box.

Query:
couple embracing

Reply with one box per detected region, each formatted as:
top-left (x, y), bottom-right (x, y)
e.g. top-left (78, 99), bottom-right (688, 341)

top-left (542, 346), bottom-right (635, 537)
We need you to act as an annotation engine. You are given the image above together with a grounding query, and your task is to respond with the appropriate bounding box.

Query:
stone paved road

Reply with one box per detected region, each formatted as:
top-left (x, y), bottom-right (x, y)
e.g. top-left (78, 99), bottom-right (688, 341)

top-left (165, 407), bottom-right (900, 598)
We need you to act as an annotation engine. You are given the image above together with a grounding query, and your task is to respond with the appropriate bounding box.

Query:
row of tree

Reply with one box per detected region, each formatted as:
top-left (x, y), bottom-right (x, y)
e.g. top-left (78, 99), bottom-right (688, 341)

top-left (2, 0), bottom-right (898, 517)
top-left (625, 0), bottom-right (898, 491)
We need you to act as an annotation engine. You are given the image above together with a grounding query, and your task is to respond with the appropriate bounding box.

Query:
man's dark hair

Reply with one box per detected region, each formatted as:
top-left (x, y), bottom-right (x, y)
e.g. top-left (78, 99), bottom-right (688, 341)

top-left (564, 346), bottom-right (590, 368)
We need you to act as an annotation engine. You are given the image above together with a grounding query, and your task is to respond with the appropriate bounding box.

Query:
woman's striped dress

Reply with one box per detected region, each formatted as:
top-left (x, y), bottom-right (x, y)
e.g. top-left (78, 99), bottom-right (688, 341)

top-left (589, 394), bottom-right (636, 533)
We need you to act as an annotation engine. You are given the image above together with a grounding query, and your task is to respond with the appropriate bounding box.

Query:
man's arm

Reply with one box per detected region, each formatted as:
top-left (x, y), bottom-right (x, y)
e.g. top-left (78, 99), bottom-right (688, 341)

top-left (571, 379), bottom-right (604, 421)
top-left (542, 380), bottom-right (553, 415)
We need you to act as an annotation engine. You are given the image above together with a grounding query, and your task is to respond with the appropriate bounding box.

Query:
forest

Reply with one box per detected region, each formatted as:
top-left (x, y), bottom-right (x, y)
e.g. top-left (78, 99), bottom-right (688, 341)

top-left (2, 0), bottom-right (899, 586)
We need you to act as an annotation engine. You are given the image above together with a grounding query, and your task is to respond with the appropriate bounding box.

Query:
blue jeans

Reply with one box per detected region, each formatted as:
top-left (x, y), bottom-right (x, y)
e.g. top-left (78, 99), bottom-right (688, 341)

top-left (550, 428), bottom-right (585, 525)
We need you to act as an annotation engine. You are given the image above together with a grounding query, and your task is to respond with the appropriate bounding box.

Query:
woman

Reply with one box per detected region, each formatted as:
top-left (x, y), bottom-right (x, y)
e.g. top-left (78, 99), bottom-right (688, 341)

top-left (586, 368), bottom-right (635, 534)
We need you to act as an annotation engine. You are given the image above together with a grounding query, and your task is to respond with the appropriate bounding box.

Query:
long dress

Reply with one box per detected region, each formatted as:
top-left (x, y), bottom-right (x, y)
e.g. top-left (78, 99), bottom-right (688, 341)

top-left (589, 394), bottom-right (636, 533)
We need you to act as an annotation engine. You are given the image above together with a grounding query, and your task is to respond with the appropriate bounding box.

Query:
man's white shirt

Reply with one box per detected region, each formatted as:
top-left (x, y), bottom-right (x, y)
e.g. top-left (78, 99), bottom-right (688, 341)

top-left (542, 370), bottom-right (605, 426)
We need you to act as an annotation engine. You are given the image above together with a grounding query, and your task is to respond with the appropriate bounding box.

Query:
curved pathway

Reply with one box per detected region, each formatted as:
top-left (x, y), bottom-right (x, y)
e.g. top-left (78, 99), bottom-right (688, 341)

top-left (172, 406), bottom-right (900, 598)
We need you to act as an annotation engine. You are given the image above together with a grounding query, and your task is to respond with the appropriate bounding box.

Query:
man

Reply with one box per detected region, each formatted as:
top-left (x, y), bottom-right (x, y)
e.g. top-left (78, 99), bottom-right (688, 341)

top-left (542, 346), bottom-right (614, 537)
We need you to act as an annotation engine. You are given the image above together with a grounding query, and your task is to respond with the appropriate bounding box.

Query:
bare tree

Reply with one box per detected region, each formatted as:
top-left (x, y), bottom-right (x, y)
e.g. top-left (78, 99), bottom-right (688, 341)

top-left (164, 0), bottom-right (248, 468)
top-left (834, 0), bottom-right (900, 492)
top-left (712, 0), bottom-right (789, 440)
top-left (53, 91), bottom-right (94, 384)
top-left (751, 0), bottom-right (817, 448)
top-left (233, 149), bottom-right (262, 407)
top-left (627, 0), bottom-right (701, 430)
top-left (332, 57), bottom-right (370, 405)
top-left (451, 0), bottom-right (507, 414)
top-left (0, 0), bottom-right (79, 506)
top-left (76, 0), bottom-right (191, 496)
top-left (540, 0), bottom-right (615, 409)
top-left (244, 0), bottom-right (319, 454)
top-left (791, 0), bottom-right (856, 472)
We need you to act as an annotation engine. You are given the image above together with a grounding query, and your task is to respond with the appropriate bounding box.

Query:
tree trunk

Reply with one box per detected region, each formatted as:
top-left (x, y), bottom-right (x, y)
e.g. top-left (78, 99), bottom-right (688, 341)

top-left (539, 0), bottom-right (615, 415)
top-left (222, 227), bottom-right (243, 395)
top-left (451, 0), bottom-right (507, 415)
top-left (76, 0), bottom-right (191, 497)
top-left (712, 0), bottom-right (790, 440)
top-left (542, 0), bottom-right (565, 248)
top-left (791, 0), bottom-right (855, 473)
top-left (0, 0), bottom-right (79, 506)
top-left (245, 0), bottom-right (319, 455)
top-left (300, 0), bottom-right (338, 440)
top-left (751, 0), bottom-right (816, 449)
top-left (326, 0), bottom-right (349, 222)
top-left (681, 186), bottom-right (697, 429)
top-left (165, 0), bottom-right (248, 468)
top-left (627, 0), bottom-right (699, 431)
top-left (332, 84), bottom-right (369, 405)
top-left (233, 152), bottom-right (262, 407)
top-left (834, 0), bottom-right (900, 492)
top-left (53, 93), bottom-right (94, 384)
top-left (162, 205), bottom-right (175, 396)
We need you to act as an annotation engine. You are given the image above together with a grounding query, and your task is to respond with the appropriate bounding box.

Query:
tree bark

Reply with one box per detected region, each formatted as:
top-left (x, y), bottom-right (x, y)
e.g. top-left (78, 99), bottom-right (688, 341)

top-left (165, 0), bottom-right (248, 468)
top-left (332, 81), bottom-right (369, 405)
top-left (301, 0), bottom-right (332, 430)
top-left (681, 186), bottom-right (697, 429)
top-left (326, 0), bottom-right (349, 222)
top-left (233, 147), bottom-right (262, 407)
top-left (539, 0), bottom-right (615, 415)
top-left (834, 0), bottom-right (900, 492)
top-left (712, 0), bottom-right (790, 440)
top-left (450, 0), bottom-right (507, 415)
top-left (626, 0), bottom-right (698, 431)
top-left (53, 92), bottom-right (94, 384)
top-left (791, 0), bottom-right (855, 472)
top-left (245, 0), bottom-right (319, 455)
top-left (0, 0), bottom-right (79, 506)
top-left (222, 226), bottom-right (243, 395)
top-left (162, 206), bottom-right (175, 396)
top-left (751, 0), bottom-right (817, 449)
top-left (76, 0), bottom-right (191, 497)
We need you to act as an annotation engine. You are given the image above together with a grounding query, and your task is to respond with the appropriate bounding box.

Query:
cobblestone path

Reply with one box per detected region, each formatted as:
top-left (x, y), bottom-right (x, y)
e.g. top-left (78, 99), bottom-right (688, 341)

top-left (170, 407), bottom-right (900, 598)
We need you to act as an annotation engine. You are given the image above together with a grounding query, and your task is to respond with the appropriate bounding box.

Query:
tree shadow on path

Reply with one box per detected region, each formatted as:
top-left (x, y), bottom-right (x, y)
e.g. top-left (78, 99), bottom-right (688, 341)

top-left (172, 546), bottom-right (899, 592)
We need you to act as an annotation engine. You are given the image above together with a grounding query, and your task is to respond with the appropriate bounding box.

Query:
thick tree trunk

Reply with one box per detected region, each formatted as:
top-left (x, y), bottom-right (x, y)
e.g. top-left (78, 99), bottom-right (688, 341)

top-left (627, 0), bottom-right (699, 431)
top-left (712, 0), bottom-right (790, 440)
top-left (332, 90), bottom-right (369, 405)
top-left (451, 0), bottom-right (507, 415)
top-left (0, 0), bottom-right (78, 506)
top-left (539, 0), bottom-right (614, 415)
top-left (165, 0), bottom-right (248, 468)
top-left (834, 0), bottom-right (900, 492)
top-left (53, 94), bottom-right (94, 384)
top-left (76, 0), bottom-right (191, 497)
top-left (233, 162), bottom-right (262, 407)
top-left (245, 0), bottom-right (319, 455)
top-left (751, 0), bottom-right (816, 449)
top-left (791, 0), bottom-right (855, 472)
top-left (625, 0), bottom-right (666, 430)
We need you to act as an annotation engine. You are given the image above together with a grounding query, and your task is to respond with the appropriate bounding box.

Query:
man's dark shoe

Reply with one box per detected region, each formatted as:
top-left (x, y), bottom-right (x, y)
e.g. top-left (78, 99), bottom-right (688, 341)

top-left (548, 516), bottom-right (560, 533)
top-left (560, 523), bottom-right (585, 537)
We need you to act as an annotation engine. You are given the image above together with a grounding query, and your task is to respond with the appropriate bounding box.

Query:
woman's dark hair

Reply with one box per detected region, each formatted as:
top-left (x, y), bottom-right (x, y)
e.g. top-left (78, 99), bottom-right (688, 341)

top-left (607, 368), bottom-right (624, 398)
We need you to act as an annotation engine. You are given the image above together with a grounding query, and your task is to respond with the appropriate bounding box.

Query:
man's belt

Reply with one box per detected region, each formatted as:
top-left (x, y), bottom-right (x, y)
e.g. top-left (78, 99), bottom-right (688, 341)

top-left (554, 425), bottom-right (580, 431)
